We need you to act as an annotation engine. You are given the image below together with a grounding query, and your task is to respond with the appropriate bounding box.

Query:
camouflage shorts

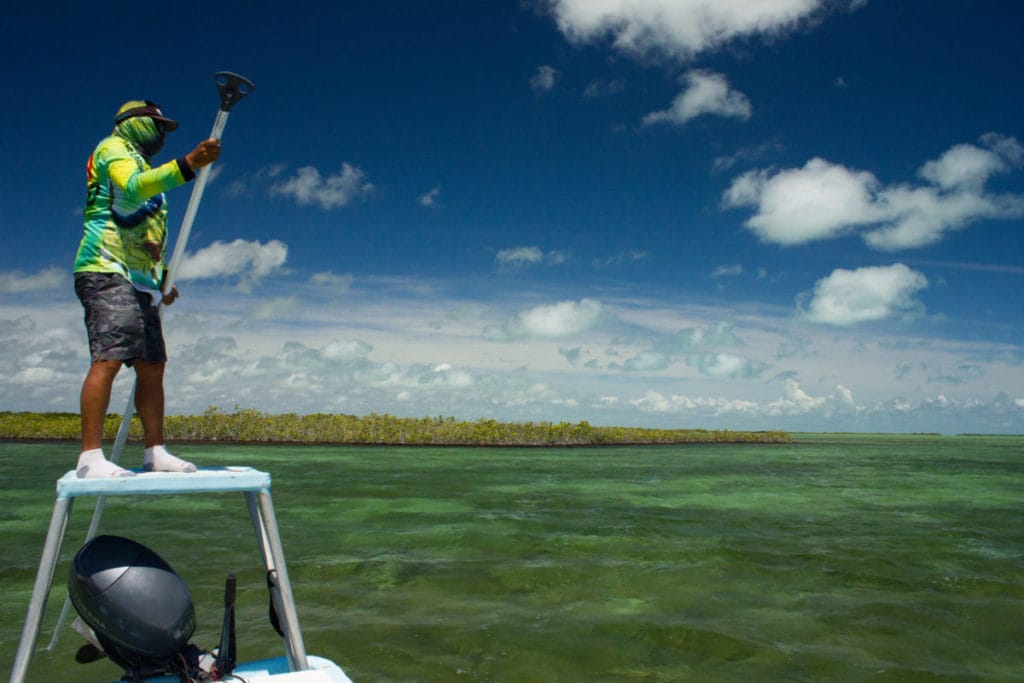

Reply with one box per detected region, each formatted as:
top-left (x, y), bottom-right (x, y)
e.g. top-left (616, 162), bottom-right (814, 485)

top-left (74, 272), bottom-right (166, 365)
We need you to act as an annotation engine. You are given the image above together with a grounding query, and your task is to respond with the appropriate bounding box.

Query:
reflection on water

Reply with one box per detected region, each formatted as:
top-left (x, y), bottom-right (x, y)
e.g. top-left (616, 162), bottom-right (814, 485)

top-left (1, 434), bottom-right (1022, 681)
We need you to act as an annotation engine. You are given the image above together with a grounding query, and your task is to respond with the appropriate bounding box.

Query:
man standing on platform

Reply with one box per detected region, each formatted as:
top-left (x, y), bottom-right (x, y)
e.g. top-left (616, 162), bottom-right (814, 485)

top-left (73, 100), bottom-right (220, 478)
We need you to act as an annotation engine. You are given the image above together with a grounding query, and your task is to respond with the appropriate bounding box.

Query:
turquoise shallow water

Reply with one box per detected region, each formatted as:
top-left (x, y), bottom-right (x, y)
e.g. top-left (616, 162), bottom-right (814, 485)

top-left (1, 435), bottom-right (1022, 682)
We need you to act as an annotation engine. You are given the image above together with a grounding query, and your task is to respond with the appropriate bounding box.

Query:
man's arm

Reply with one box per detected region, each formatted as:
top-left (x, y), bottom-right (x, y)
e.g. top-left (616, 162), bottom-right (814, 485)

top-left (107, 138), bottom-right (221, 201)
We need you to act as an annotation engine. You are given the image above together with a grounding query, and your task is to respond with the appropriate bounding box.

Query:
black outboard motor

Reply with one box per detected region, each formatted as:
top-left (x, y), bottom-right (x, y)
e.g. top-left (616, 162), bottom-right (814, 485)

top-left (68, 535), bottom-right (199, 680)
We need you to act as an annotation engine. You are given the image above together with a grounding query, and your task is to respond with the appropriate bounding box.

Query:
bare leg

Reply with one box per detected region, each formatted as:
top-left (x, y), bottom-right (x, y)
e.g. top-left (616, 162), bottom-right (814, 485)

top-left (135, 361), bottom-right (196, 473)
top-left (77, 359), bottom-right (133, 478)
top-left (133, 360), bottom-right (165, 448)
top-left (80, 359), bottom-right (122, 451)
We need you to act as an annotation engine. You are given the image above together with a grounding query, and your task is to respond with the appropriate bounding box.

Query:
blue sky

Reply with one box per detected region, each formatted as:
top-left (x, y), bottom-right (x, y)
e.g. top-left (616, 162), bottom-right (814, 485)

top-left (2, 0), bottom-right (1023, 433)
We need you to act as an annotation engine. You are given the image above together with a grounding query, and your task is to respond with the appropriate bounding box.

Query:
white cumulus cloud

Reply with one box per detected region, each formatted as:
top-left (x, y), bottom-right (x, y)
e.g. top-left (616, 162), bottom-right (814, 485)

top-left (321, 339), bottom-right (372, 361)
top-left (643, 70), bottom-right (751, 126)
top-left (724, 134), bottom-right (1024, 250)
top-left (799, 263), bottom-right (928, 326)
top-left (485, 298), bottom-right (605, 340)
top-left (864, 185), bottom-right (1020, 250)
top-left (764, 379), bottom-right (855, 416)
top-left (271, 163), bottom-right (375, 209)
top-left (919, 133), bottom-right (1023, 190)
top-left (177, 239), bottom-right (288, 291)
top-left (628, 390), bottom-right (760, 415)
top-left (724, 158), bottom-right (880, 244)
top-left (544, 0), bottom-right (835, 61)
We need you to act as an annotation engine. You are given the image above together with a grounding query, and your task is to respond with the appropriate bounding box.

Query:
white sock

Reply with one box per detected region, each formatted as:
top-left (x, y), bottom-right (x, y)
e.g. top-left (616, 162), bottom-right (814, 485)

top-left (144, 444), bottom-right (197, 473)
top-left (76, 448), bottom-right (135, 479)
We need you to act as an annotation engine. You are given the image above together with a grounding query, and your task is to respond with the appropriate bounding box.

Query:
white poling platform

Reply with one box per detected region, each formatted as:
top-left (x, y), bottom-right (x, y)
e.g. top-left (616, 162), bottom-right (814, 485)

top-left (55, 466), bottom-right (272, 498)
top-left (9, 467), bottom-right (352, 683)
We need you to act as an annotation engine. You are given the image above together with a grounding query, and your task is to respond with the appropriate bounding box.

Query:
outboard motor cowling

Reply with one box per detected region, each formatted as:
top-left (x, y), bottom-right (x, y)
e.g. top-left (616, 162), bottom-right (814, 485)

top-left (68, 535), bottom-right (196, 675)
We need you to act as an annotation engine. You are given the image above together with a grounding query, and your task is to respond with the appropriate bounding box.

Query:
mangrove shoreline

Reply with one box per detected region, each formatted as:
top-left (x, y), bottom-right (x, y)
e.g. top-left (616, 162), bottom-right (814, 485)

top-left (0, 409), bottom-right (790, 447)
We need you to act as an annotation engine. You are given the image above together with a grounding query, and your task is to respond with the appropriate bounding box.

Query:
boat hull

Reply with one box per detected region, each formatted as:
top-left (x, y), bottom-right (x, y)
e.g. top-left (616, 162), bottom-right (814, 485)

top-left (97, 655), bottom-right (352, 683)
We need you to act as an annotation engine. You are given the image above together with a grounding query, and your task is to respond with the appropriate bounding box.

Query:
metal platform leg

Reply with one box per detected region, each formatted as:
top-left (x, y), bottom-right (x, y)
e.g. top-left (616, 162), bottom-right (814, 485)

top-left (245, 491), bottom-right (309, 672)
top-left (10, 497), bottom-right (74, 683)
top-left (244, 490), bottom-right (288, 658)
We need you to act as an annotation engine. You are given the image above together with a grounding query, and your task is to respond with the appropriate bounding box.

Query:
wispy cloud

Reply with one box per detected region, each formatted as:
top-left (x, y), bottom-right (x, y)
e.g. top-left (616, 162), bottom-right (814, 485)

top-left (2, 277), bottom-right (1022, 432)
top-left (927, 364), bottom-right (984, 385)
top-left (592, 251), bottom-right (649, 268)
top-left (0, 266), bottom-right (64, 293)
top-left (711, 264), bottom-right (743, 279)
top-left (225, 164), bottom-right (286, 198)
top-left (900, 259), bottom-right (1024, 276)
top-left (724, 133), bottom-right (1024, 249)
top-left (497, 246), bottom-right (543, 267)
top-left (583, 77), bottom-right (626, 98)
top-left (529, 65), bottom-right (560, 95)
top-left (712, 141), bottom-right (785, 174)
top-left (419, 185), bottom-right (442, 207)
top-left (495, 246), bottom-right (569, 269)
top-left (271, 163), bottom-right (375, 209)
top-left (643, 70), bottom-right (751, 127)
top-left (310, 271), bottom-right (355, 292)
top-left (246, 296), bottom-right (303, 321)
top-left (603, 322), bottom-right (769, 379)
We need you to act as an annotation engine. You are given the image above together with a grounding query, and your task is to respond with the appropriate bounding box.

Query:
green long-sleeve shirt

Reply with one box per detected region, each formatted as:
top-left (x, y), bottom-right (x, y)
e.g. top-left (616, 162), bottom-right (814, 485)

top-left (73, 134), bottom-right (194, 291)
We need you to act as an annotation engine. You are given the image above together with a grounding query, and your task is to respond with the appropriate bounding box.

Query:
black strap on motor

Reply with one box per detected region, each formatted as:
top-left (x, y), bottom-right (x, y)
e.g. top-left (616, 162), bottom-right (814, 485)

top-left (266, 570), bottom-right (285, 637)
top-left (215, 574), bottom-right (237, 676)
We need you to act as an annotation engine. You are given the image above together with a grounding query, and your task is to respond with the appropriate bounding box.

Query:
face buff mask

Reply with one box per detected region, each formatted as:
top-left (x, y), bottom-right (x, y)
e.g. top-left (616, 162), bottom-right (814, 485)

top-left (115, 115), bottom-right (166, 158)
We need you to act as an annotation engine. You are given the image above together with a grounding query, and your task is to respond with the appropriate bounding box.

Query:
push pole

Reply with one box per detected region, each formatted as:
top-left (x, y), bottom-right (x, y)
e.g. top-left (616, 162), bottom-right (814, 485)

top-left (164, 72), bottom-right (255, 295)
top-left (112, 71), bottom-right (255, 469)
top-left (46, 72), bottom-right (254, 651)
